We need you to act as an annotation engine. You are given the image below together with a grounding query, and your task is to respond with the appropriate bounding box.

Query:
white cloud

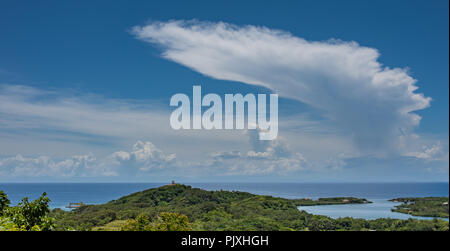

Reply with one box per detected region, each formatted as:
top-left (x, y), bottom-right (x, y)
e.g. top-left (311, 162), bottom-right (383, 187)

top-left (0, 135), bottom-right (305, 177)
top-left (0, 153), bottom-right (104, 177)
top-left (406, 142), bottom-right (449, 162)
top-left (208, 130), bottom-right (307, 175)
top-left (0, 84), bottom-right (170, 140)
top-left (0, 84), bottom-right (248, 160)
top-left (110, 141), bottom-right (176, 172)
top-left (0, 84), bottom-right (351, 176)
top-left (0, 141), bottom-right (177, 177)
top-left (133, 20), bottom-right (431, 155)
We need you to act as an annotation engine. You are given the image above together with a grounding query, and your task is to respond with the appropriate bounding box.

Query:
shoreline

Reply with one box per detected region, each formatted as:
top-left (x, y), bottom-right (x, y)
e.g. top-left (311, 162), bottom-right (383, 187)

top-left (299, 198), bottom-right (449, 222)
top-left (2, 182), bottom-right (448, 223)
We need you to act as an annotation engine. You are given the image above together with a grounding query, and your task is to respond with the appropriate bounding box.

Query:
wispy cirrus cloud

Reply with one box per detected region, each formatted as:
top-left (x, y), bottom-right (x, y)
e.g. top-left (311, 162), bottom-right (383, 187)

top-left (0, 84), bottom-right (169, 140)
top-left (0, 84), bottom-right (248, 159)
top-left (132, 20), bottom-right (431, 155)
top-left (0, 85), bottom-right (308, 178)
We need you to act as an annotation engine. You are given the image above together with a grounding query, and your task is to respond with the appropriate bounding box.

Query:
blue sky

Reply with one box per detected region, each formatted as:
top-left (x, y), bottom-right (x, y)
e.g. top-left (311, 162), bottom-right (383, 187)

top-left (0, 0), bottom-right (448, 182)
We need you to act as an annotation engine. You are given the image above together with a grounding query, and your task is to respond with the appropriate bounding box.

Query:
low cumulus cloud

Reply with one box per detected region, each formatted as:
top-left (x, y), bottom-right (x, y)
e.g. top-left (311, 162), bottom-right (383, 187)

top-left (133, 20), bottom-right (431, 155)
top-left (208, 130), bottom-right (307, 175)
top-left (0, 134), bottom-right (306, 177)
top-left (110, 141), bottom-right (176, 172)
top-left (406, 142), bottom-right (449, 163)
top-left (0, 153), bottom-right (106, 177)
top-left (0, 141), bottom-right (177, 177)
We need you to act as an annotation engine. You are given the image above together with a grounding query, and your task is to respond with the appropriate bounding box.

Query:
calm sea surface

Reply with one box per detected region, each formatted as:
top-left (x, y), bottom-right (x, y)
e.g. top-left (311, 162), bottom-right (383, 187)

top-left (0, 182), bottom-right (448, 220)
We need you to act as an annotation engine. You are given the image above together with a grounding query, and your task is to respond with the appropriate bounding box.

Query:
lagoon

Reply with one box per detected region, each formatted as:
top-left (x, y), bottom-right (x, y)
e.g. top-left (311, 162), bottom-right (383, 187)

top-left (298, 198), bottom-right (449, 221)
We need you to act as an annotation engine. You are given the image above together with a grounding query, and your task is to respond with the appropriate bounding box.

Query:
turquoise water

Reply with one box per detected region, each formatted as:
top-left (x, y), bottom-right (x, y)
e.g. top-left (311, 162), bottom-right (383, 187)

top-left (298, 199), bottom-right (449, 221)
top-left (0, 182), bottom-right (448, 220)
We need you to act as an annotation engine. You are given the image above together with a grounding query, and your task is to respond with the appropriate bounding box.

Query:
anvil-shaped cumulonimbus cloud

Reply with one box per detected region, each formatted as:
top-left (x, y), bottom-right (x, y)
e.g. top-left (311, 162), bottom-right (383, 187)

top-left (132, 20), bottom-right (431, 154)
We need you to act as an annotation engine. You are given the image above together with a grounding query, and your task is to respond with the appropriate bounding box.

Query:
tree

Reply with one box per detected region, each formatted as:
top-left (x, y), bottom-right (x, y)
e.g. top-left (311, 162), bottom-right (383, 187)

top-left (7, 192), bottom-right (54, 231)
top-left (121, 213), bottom-right (151, 231)
top-left (121, 212), bottom-right (191, 231)
top-left (152, 212), bottom-right (191, 231)
top-left (0, 190), bottom-right (10, 214)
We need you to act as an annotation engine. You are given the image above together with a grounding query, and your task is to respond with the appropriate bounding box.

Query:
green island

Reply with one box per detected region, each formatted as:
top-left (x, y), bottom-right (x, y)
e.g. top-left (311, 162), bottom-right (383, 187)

top-left (1, 185), bottom-right (448, 231)
top-left (293, 197), bottom-right (371, 206)
top-left (390, 197), bottom-right (449, 218)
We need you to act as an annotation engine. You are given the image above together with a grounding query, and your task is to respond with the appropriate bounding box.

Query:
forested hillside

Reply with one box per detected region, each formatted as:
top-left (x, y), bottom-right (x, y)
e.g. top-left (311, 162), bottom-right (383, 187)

top-left (48, 184), bottom-right (448, 231)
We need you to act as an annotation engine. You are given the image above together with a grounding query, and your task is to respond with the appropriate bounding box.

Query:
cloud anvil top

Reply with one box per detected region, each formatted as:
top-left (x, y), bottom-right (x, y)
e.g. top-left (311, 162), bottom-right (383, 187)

top-left (133, 20), bottom-right (431, 154)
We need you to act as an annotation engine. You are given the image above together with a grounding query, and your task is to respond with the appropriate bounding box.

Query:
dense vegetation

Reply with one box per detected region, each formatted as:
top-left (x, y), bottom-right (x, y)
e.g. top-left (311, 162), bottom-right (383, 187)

top-left (1, 186), bottom-right (448, 231)
top-left (0, 191), bottom-right (55, 231)
top-left (47, 184), bottom-right (448, 231)
top-left (390, 197), bottom-right (449, 218)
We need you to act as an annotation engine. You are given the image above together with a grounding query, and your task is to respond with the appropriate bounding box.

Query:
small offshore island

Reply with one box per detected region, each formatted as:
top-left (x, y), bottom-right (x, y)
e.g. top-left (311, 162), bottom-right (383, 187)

top-left (390, 197), bottom-right (449, 218)
top-left (1, 184), bottom-right (448, 231)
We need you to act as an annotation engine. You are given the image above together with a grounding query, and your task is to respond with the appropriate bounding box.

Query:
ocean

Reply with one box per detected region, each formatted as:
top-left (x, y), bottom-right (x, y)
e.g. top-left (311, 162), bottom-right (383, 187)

top-left (0, 182), bottom-right (448, 221)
